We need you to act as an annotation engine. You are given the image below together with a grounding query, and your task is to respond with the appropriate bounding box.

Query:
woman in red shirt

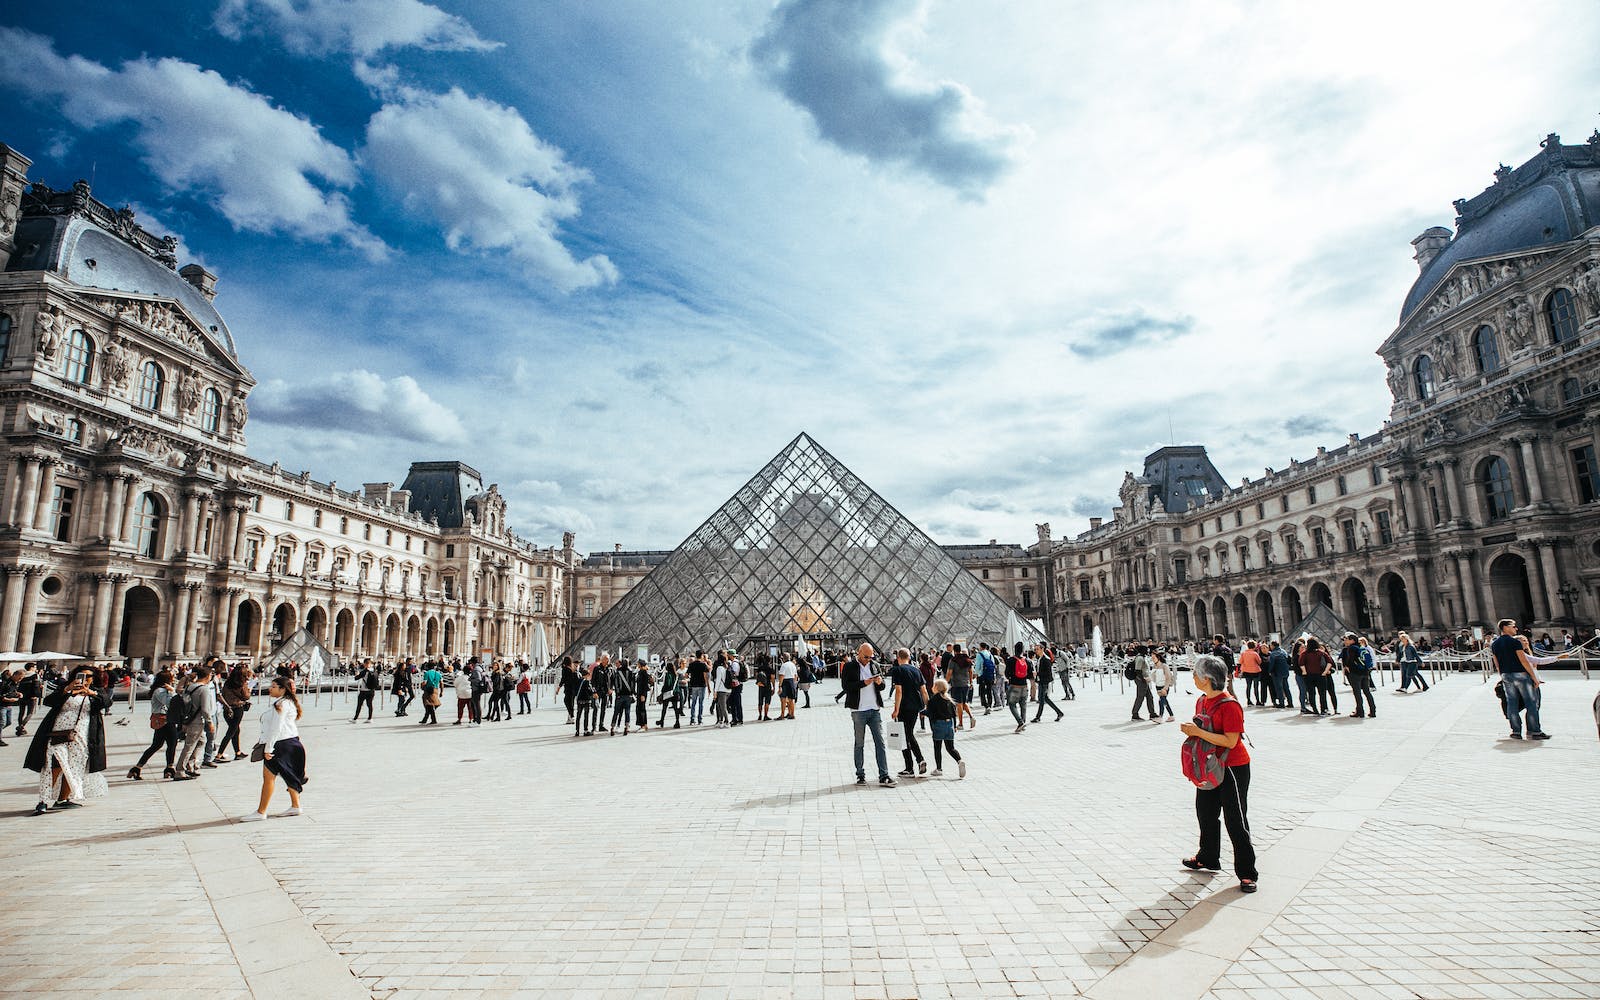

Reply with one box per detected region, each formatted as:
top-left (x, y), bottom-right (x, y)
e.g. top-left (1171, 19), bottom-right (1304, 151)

top-left (1179, 654), bottom-right (1258, 893)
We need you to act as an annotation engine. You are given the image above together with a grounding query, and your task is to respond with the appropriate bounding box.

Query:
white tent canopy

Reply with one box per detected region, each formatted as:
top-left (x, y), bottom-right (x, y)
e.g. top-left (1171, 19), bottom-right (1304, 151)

top-left (530, 624), bottom-right (550, 668)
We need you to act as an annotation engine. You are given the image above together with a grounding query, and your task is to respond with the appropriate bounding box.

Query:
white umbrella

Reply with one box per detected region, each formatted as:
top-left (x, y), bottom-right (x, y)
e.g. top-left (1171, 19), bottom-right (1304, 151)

top-left (0, 650), bottom-right (85, 662)
top-left (530, 624), bottom-right (549, 668)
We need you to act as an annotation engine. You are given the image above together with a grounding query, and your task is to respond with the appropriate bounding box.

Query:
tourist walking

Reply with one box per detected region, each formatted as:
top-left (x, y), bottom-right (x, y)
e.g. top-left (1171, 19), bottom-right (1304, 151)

top-left (1150, 650), bottom-right (1175, 720)
top-left (239, 676), bottom-right (307, 821)
top-left (352, 660), bottom-right (379, 723)
top-left (573, 664), bottom-right (597, 736)
top-left (1056, 646), bottom-right (1076, 701)
top-left (176, 665), bottom-right (217, 778)
top-left (976, 643), bottom-right (998, 714)
top-left (778, 653), bottom-right (798, 719)
top-left (925, 678), bottom-right (966, 777)
top-left (658, 658), bottom-right (683, 728)
top-left (797, 654), bottom-right (815, 708)
top-left (392, 660), bottom-right (415, 717)
top-left (756, 654), bottom-right (775, 721)
top-left (217, 664), bottom-right (253, 762)
top-left (889, 648), bottom-right (928, 777)
top-left (1266, 640), bottom-right (1292, 708)
top-left (1129, 645), bottom-right (1157, 721)
top-left (712, 652), bottom-right (731, 728)
top-left (560, 657), bottom-right (579, 722)
top-left (946, 644), bottom-right (976, 728)
top-left (608, 659), bottom-right (635, 734)
top-left (1179, 654), bottom-right (1257, 893)
top-left (1032, 643), bottom-right (1064, 722)
top-left (420, 661), bottom-right (443, 725)
top-left (1343, 634), bottom-right (1376, 718)
top-left (634, 659), bottom-right (653, 730)
top-left (1299, 638), bottom-right (1335, 715)
top-left (1004, 643), bottom-right (1031, 733)
top-left (517, 665), bottom-right (533, 715)
top-left (1239, 641), bottom-right (1265, 706)
top-left (454, 664), bottom-right (475, 724)
top-left (687, 652), bottom-right (709, 725)
top-left (1493, 618), bottom-right (1550, 740)
top-left (1395, 632), bottom-right (1429, 692)
top-left (842, 643), bottom-right (893, 786)
top-left (13, 664), bottom-right (39, 736)
top-left (128, 669), bottom-right (179, 780)
top-left (25, 666), bottom-right (112, 814)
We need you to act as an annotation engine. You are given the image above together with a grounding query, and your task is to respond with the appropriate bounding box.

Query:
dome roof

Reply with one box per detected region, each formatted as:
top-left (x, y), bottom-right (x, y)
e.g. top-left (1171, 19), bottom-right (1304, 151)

top-left (1400, 136), bottom-right (1600, 322)
top-left (6, 186), bottom-right (238, 358)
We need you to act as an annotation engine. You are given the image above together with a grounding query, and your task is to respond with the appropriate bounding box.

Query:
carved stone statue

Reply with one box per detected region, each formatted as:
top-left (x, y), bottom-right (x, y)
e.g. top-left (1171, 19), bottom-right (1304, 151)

top-left (176, 369), bottom-right (201, 413)
top-left (101, 338), bottom-right (131, 388)
top-left (1386, 360), bottom-right (1407, 401)
top-left (1576, 263), bottom-right (1600, 313)
top-left (227, 392), bottom-right (248, 429)
top-left (34, 307), bottom-right (61, 359)
top-left (1431, 335), bottom-right (1457, 381)
top-left (1359, 522), bottom-right (1372, 547)
top-left (1505, 296), bottom-right (1535, 350)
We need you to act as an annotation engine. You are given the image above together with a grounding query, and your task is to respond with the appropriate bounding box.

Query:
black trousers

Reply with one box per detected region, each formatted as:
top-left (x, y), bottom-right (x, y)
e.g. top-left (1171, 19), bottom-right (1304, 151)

top-left (1314, 675), bottom-right (1338, 713)
top-left (1348, 671), bottom-right (1376, 716)
top-left (897, 712), bottom-right (923, 767)
top-left (978, 681), bottom-right (993, 710)
top-left (575, 700), bottom-right (597, 734)
top-left (354, 690), bottom-right (375, 721)
top-left (1131, 679), bottom-right (1156, 719)
top-left (421, 698), bottom-right (438, 724)
top-left (563, 687), bottom-right (576, 718)
top-left (658, 694), bottom-right (682, 727)
top-left (219, 704), bottom-right (245, 755)
top-left (635, 695), bottom-right (648, 727)
top-left (519, 691), bottom-right (531, 713)
top-left (932, 738), bottom-right (961, 769)
top-left (1195, 763), bottom-right (1256, 880)
top-left (728, 689), bottom-right (744, 725)
top-left (135, 725), bottom-right (178, 769)
top-left (394, 691), bottom-right (413, 715)
top-left (1033, 687), bottom-right (1062, 721)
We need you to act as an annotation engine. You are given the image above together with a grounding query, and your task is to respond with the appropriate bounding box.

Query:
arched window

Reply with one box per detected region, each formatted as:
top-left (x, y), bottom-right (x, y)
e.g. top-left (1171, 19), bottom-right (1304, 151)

top-left (133, 492), bottom-right (163, 558)
top-left (201, 387), bottom-right (221, 433)
top-left (0, 313), bottom-right (11, 361)
top-left (1413, 355), bottom-right (1435, 400)
top-left (1546, 288), bottom-right (1579, 344)
top-left (1472, 325), bottom-right (1502, 374)
top-left (1483, 457), bottom-right (1515, 521)
top-left (64, 329), bottom-right (94, 385)
top-left (137, 361), bottom-right (164, 410)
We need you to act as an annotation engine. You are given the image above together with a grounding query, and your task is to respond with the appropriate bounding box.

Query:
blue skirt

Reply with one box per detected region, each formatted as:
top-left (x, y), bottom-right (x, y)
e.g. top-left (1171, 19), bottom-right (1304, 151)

top-left (931, 719), bottom-right (956, 741)
top-left (265, 737), bottom-right (307, 792)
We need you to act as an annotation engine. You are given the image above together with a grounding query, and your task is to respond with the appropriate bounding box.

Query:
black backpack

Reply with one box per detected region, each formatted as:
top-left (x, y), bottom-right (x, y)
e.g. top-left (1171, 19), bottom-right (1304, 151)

top-left (169, 690), bottom-right (193, 727)
top-left (1123, 662), bottom-right (1138, 680)
top-left (363, 670), bottom-right (380, 691)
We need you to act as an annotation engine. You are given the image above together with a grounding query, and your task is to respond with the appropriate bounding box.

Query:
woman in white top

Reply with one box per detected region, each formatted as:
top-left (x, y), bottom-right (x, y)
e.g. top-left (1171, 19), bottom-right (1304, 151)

top-left (1149, 653), bottom-right (1176, 721)
top-left (240, 676), bottom-right (307, 822)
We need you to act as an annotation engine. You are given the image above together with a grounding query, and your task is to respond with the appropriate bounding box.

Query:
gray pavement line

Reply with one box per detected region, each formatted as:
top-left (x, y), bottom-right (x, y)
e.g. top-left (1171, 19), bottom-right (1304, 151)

top-left (161, 777), bottom-right (370, 1000)
top-left (1088, 678), bottom-right (1486, 1000)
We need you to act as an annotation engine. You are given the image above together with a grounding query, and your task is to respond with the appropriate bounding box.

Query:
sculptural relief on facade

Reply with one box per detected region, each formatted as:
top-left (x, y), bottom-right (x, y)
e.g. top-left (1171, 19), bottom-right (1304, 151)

top-left (101, 337), bottom-right (131, 389)
top-left (34, 306), bottom-right (61, 359)
top-left (176, 368), bottom-right (202, 413)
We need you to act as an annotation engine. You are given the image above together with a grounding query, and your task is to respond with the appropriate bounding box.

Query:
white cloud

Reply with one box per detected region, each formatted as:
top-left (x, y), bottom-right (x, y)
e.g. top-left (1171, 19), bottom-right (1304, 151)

top-left (0, 28), bottom-right (382, 255)
top-left (213, 0), bottom-right (498, 57)
top-left (750, 0), bottom-right (1024, 197)
top-left (251, 369), bottom-right (466, 444)
top-left (363, 87), bottom-right (619, 291)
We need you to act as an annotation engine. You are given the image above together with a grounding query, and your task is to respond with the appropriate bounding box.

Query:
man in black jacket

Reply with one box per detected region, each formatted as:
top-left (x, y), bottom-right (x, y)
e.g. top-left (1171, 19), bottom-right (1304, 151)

top-left (842, 643), bottom-right (894, 786)
top-left (391, 659), bottom-right (414, 717)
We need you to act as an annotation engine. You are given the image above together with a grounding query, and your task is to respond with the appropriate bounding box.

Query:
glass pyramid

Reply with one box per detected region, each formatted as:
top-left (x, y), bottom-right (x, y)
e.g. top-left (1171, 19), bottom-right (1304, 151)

top-left (566, 433), bottom-right (1046, 661)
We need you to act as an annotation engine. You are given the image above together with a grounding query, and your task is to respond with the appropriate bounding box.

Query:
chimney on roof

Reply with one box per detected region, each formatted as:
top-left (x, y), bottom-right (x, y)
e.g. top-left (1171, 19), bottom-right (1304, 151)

top-left (1411, 227), bottom-right (1452, 272)
top-left (1089, 518), bottom-right (1102, 530)
top-left (179, 263), bottom-right (218, 300)
top-left (614, 543), bottom-right (622, 553)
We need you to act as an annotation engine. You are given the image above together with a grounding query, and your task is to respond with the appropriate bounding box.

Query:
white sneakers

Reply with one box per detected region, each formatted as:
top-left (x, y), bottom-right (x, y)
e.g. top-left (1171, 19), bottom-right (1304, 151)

top-left (958, 760), bottom-right (967, 779)
top-left (276, 807), bottom-right (301, 817)
top-left (238, 812), bottom-right (265, 823)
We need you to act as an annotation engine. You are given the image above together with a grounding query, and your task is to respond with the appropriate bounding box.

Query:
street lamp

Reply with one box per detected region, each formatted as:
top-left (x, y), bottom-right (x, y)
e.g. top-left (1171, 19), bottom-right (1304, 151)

top-left (1364, 599), bottom-right (1382, 634)
top-left (1556, 581), bottom-right (1578, 622)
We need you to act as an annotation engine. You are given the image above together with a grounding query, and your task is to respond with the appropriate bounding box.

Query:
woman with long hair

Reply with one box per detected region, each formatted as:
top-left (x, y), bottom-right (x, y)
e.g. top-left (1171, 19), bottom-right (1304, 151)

top-left (239, 676), bottom-right (307, 822)
top-left (128, 669), bottom-right (179, 780)
top-left (25, 665), bottom-right (113, 814)
top-left (216, 663), bottom-right (253, 763)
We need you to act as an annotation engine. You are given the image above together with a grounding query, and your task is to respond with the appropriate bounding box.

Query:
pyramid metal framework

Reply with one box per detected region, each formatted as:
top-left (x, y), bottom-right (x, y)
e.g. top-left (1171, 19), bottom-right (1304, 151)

top-left (1284, 602), bottom-right (1360, 651)
top-left (565, 433), bottom-right (1045, 661)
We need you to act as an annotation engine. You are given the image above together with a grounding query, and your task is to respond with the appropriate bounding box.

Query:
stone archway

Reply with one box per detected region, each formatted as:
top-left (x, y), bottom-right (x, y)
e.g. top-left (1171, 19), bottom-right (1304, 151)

top-left (1211, 595), bottom-right (1229, 636)
top-left (425, 616), bottom-right (439, 656)
top-left (334, 608), bottom-right (356, 657)
top-left (384, 613), bottom-right (401, 657)
top-left (1232, 593), bottom-right (1251, 635)
top-left (1341, 577), bottom-right (1371, 631)
top-left (1281, 586), bottom-right (1304, 628)
top-left (235, 599), bottom-right (262, 654)
top-left (1193, 600), bottom-right (1209, 636)
top-left (305, 605), bottom-right (328, 643)
top-left (272, 602), bottom-right (296, 648)
top-left (1255, 590), bottom-right (1276, 636)
top-left (1176, 602), bottom-right (1191, 639)
top-left (1309, 581), bottom-right (1333, 610)
top-left (1380, 572), bottom-right (1412, 630)
top-left (1488, 553), bottom-right (1535, 625)
top-left (360, 611), bottom-right (379, 657)
top-left (443, 618), bottom-right (455, 656)
top-left (120, 585), bottom-right (161, 663)
top-left (406, 615), bottom-right (421, 657)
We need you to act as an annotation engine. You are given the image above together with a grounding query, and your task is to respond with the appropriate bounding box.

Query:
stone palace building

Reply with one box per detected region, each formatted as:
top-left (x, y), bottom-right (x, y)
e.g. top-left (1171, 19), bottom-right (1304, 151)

top-left (0, 143), bottom-right (579, 669)
top-left (2, 131), bottom-right (1598, 667)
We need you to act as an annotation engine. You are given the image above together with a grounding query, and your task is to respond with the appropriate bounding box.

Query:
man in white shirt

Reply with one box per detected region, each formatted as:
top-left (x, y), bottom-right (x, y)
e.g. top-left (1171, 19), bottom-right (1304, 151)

top-left (841, 643), bottom-right (893, 786)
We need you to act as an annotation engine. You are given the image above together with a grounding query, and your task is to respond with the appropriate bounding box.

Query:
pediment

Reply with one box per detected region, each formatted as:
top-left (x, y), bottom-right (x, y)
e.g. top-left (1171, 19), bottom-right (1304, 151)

top-left (1405, 248), bottom-right (1564, 328)
top-left (80, 292), bottom-right (253, 380)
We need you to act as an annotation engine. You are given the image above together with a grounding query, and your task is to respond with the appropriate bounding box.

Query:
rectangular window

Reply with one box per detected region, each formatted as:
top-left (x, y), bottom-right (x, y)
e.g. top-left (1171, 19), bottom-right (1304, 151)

top-left (1428, 486), bottom-right (1442, 525)
top-left (364, 524), bottom-right (372, 540)
top-left (1021, 589), bottom-right (1032, 609)
top-left (285, 500), bottom-right (294, 520)
top-left (1337, 475), bottom-right (1348, 496)
top-left (50, 484), bottom-right (77, 542)
top-left (1233, 511), bottom-right (1242, 527)
top-left (1020, 567), bottom-right (1029, 578)
top-left (446, 543), bottom-right (455, 558)
top-left (1376, 510), bottom-right (1393, 545)
top-left (246, 538), bottom-right (260, 570)
top-left (981, 569), bottom-right (989, 579)
top-left (1307, 485), bottom-right (1318, 504)
top-left (1198, 523), bottom-right (1205, 538)
top-left (333, 556), bottom-right (347, 574)
top-left (1573, 445), bottom-right (1600, 504)
top-left (274, 544), bottom-right (292, 574)
top-left (422, 540), bottom-right (428, 555)
top-left (1077, 555), bottom-right (1086, 567)
top-left (1312, 527), bottom-right (1326, 557)
top-left (1173, 560), bottom-right (1187, 585)
top-left (443, 577), bottom-right (454, 600)
top-left (1371, 464), bottom-right (1383, 485)
top-left (1256, 502), bottom-right (1265, 520)
top-left (1342, 519), bottom-right (1357, 552)
top-left (1215, 517), bottom-right (1223, 532)
top-left (535, 564), bottom-right (544, 576)
top-left (306, 550), bottom-right (321, 573)
top-left (583, 597), bottom-right (595, 617)
top-left (201, 518), bottom-right (213, 555)
top-left (340, 516), bottom-right (349, 534)
top-left (312, 510), bottom-right (322, 528)
top-left (1280, 495), bottom-right (1290, 514)
top-left (1171, 528), bottom-right (1182, 542)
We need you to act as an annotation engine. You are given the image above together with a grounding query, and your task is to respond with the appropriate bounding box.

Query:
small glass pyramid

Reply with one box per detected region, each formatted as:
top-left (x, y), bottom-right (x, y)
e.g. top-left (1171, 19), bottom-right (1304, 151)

top-left (566, 433), bottom-right (1044, 661)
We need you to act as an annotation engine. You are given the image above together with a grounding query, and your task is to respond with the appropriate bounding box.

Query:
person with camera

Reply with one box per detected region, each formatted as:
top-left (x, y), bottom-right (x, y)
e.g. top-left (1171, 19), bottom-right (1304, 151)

top-left (24, 665), bottom-right (113, 815)
top-left (843, 643), bottom-right (894, 786)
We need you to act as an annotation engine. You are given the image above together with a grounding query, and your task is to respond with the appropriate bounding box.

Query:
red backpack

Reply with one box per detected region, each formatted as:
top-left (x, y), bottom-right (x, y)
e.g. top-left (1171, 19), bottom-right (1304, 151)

top-left (1010, 656), bottom-right (1029, 681)
top-left (1181, 693), bottom-right (1236, 790)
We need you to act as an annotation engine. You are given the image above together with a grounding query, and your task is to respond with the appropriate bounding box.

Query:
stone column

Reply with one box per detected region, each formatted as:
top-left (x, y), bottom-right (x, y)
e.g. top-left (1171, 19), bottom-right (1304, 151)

top-left (219, 590), bottom-right (237, 655)
top-left (2, 456), bottom-right (30, 527)
top-left (178, 492), bottom-right (199, 555)
top-left (16, 566), bottom-right (43, 652)
top-left (105, 576), bottom-right (130, 659)
top-left (1440, 460), bottom-right (1468, 526)
top-left (30, 459), bottom-right (59, 534)
top-left (90, 575), bottom-right (114, 657)
top-left (74, 573), bottom-right (97, 654)
top-left (1452, 553), bottom-right (1480, 625)
top-left (1518, 437), bottom-right (1546, 507)
top-left (1536, 540), bottom-right (1563, 622)
top-left (1403, 474), bottom-right (1427, 534)
top-left (118, 478), bottom-right (139, 543)
top-left (232, 506), bottom-right (249, 563)
top-left (0, 567), bottom-right (25, 650)
top-left (168, 583), bottom-right (191, 659)
top-left (15, 459), bottom-right (43, 531)
top-left (220, 506), bottom-right (238, 565)
top-left (185, 585), bottom-right (204, 656)
top-left (1404, 559), bottom-right (1437, 629)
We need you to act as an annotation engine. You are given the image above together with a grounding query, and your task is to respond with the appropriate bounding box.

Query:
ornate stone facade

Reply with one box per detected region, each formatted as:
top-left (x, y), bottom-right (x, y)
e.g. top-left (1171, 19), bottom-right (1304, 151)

top-left (0, 144), bottom-right (577, 667)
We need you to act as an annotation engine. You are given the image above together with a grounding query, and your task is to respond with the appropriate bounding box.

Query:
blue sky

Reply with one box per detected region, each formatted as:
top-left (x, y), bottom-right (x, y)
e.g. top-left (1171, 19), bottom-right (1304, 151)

top-left (2, 1), bottom-right (1598, 550)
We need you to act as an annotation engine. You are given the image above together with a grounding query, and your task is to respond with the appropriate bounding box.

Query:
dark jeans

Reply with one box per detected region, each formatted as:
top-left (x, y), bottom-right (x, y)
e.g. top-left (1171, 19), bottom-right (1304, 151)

top-left (518, 691), bottom-right (531, 713)
top-left (932, 738), bottom-right (961, 769)
top-left (897, 712), bottom-right (923, 768)
top-left (1269, 672), bottom-right (1291, 706)
top-left (1244, 673), bottom-right (1268, 705)
top-left (978, 680), bottom-right (994, 710)
top-left (563, 687), bottom-right (577, 718)
top-left (1131, 679), bottom-right (1156, 719)
top-left (1295, 673), bottom-right (1312, 711)
top-left (1315, 675), bottom-right (1338, 713)
top-left (610, 695), bottom-right (631, 730)
top-left (1348, 671), bottom-right (1376, 716)
top-left (1033, 687), bottom-right (1062, 721)
top-left (728, 687), bottom-right (744, 725)
top-left (354, 690), bottom-right (375, 721)
top-left (658, 694), bottom-right (682, 727)
top-left (635, 696), bottom-right (648, 727)
top-left (1059, 669), bottom-right (1075, 700)
top-left (219, 704), bottom-right (246, 755)
top-left (1398, 661), bottom-right (1429, 691)
top-left (135, 725), bottom-right (178, 769)
top-left (1195, 763), bottom-right (1257, 880)
top-left (394, 691), bottom-right (413, 715)
top-left (421, 698), bottom-right (438, 724)
top-left (575, 700), bottom-right (597, 734)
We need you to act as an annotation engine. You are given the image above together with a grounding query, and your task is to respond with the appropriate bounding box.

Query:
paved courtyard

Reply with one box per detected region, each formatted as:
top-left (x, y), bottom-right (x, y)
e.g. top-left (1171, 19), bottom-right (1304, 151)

top-left (2, 668), bottom-right (1598, 1000)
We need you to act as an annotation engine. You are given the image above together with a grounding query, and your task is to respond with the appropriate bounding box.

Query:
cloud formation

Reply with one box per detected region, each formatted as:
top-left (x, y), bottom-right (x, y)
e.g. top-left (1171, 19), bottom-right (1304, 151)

top-left (251, 369), bottom-right (466, 444)
top-left (1282, 415), bottom-right (1338, 437)
top-left (0, 28), bottom-right (381, 254)
top-left (751, 0), bottom-right (1021, 197)
top-left (213, 0), bottom-right (498, 57)
top-left (1065, 309), bottom-right (1195, 359)
top-left (363, 87), bottom-right (619, 291)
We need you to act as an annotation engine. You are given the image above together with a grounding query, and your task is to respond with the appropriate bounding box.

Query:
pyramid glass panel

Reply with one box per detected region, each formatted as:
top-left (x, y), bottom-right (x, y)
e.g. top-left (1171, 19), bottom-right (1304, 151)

top-left (563, 434), bottom-right (1046, 660)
